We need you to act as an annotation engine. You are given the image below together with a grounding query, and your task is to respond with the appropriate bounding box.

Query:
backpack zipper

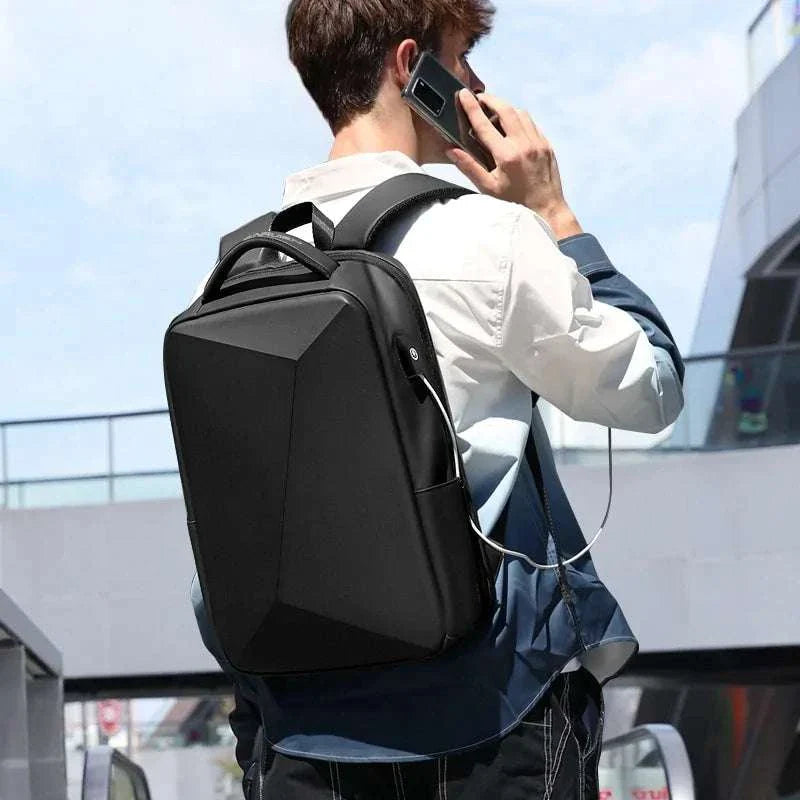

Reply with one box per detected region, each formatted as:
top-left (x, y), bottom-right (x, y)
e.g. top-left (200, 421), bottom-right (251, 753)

top-left (334, 249), bottom-right (440, 369)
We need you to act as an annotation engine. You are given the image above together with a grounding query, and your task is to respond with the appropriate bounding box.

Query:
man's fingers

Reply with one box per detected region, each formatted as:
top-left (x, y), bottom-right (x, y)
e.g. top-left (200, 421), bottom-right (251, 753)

top-left (518, 110), bottom-right (542, 141)
top-left (473, 91), bottom-right (525, 139)
top-left (458, 89), bottom-right (506, 150)
top-left (445, 147), bottom-right (496, 192)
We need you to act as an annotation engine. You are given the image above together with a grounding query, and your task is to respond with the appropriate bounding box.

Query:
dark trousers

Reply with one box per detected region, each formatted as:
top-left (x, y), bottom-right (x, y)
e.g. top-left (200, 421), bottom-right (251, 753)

top-left (249, 668), bottom-right (604, 799)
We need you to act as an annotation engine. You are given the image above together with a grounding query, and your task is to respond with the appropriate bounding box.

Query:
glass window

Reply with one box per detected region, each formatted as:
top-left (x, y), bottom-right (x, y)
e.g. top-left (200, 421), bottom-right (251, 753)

top-left (788, 301), bottom-right (800, 343)
top-left (779, 732), bottom-right (800, 797)
top-left (731, 277), bottom-right (796, 348)
top-left (776, 240), bottom-right (800, 272)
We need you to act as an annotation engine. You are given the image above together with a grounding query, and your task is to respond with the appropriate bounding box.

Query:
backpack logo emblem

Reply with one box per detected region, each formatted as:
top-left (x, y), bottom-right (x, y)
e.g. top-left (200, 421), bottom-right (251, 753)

top-left (409, 347), bottom-right (419, 361)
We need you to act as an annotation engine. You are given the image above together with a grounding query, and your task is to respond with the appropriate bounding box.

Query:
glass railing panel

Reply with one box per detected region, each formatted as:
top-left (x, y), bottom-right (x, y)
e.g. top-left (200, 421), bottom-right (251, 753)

top-left (0, 410), bottom-right (181, 509)
top-left (664, 357), bottom-right (727, 450)
top-left (5, 477), bottom-right (113, 510)
top-left (5, 418), bottom-right (109, 484)
top-left (748, 0), bottom-right (800, 93)
top-left (111, 414), bottom-right (178, 475)
top-left (2, 348), bottom-right (798, 508)
top-left (546, 347), bottom-right (800, 461)
top-left (3, 473), bottom-right (183, 509)
top-left (687, 348), bottom-right (800, 450)
top-left (112, 473), bottom-right (182, 503)
top-left (599, 724), bottom-right (694, 800)
top-left (539, 399), bottom-right (676, 453)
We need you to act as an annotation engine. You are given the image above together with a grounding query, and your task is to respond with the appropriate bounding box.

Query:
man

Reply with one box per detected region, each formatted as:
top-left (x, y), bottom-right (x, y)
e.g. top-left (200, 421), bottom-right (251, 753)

top-left (191, 1), bottom-right (684, 797)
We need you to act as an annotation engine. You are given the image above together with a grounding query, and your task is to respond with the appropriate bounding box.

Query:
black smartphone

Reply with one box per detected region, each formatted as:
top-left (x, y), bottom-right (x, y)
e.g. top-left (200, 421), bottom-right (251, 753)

top-left (401, 50), bottom-right (502, 171)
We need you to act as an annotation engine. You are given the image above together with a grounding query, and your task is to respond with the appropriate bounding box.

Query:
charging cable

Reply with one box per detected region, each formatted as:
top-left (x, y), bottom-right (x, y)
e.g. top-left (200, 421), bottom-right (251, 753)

top-left (419, 373), bottom-right (613, 571)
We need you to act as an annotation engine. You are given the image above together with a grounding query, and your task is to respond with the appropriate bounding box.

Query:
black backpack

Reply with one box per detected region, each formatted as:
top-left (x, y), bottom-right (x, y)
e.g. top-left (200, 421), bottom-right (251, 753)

top-left (164, 174), bottom-right (509, 676)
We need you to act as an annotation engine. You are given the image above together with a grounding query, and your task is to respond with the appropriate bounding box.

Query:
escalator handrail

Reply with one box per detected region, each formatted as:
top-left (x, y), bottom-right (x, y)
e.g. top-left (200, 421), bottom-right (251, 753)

top-left (82, 745), bottom-right (152, 800)
top-left (601, 723), bottom-right (695, 800)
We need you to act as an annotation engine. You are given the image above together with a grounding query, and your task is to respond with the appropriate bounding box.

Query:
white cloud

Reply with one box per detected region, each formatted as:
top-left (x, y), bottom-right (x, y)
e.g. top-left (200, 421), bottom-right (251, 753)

top-left (0, 211), bottom-right (20, 291)
top-left (0, 0), bottom-right (302, 179)
top-left (67, 262), bottom-right (102, 288)
top-left (544, 30), bottom-right (747, 201)
top-left (0, 262), bottom-right (15, 287)
top-left (78, 167), bottom-right (211, 234)
top-left (589, 31), bottom-right (745, 135)
top-left (508, 0), bottom-right (669, 13)
top-left (78, 164), bottom-right (119, 209)
top-left (561, 32), bottom-right (742, 351)
top-left (0, 0), bottom-right (18, 87)
top-left (481, 19), bottom-right (747, 349)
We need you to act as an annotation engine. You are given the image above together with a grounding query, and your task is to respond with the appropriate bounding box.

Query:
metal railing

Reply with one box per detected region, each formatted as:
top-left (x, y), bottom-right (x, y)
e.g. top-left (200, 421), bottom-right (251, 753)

top-left (531, 343), bottom-right (800, 457)
top-left (0, 409), bottom-right (181, 510)
top-left (599, 724), bottom-right (695, 800)
top-left (2, 345), bottom-right (799, 510)
top-left (661, 342), bottom-right (800, 452)
top-left (82, 747), bottom-right (151, 800)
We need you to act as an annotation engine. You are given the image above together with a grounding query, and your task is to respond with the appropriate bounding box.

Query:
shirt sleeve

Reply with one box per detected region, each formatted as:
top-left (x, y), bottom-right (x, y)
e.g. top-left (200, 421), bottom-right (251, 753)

top-left (557, 232), bottom-right (685, 384)
top-left (498, 207), bottom-right (683, 433)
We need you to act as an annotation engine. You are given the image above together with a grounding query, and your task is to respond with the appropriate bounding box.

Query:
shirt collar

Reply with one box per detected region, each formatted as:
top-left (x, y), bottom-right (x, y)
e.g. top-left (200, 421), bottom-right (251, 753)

top-left (281, 150), bottom-right (426, 208)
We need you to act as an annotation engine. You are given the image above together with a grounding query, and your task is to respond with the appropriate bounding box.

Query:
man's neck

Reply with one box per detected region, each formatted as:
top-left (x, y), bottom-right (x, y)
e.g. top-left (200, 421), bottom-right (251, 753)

top-left (328, 115), bottom-right (421, 164)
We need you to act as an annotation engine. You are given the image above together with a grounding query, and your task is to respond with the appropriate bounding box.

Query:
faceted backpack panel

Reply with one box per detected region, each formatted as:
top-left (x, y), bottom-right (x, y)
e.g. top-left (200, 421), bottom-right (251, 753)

top-left (166, 291), bottom-right (442, 673)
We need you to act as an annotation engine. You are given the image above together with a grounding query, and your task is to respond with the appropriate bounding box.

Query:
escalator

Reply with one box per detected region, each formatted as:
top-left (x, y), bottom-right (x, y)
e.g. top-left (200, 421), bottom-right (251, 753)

top-left (598, 724), bottom-right (695, 800)
top-left (82, 747), bottom-right (152, 800)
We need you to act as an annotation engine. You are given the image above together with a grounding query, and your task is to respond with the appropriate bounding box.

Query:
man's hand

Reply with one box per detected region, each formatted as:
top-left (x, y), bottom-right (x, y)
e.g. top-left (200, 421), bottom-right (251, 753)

top-left (445, 89), bottom-right (583, 240)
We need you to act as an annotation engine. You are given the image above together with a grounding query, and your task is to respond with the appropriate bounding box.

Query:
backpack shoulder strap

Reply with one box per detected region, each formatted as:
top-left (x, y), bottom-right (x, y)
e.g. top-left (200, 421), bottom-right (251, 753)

top-left (215, 173), bottom-right (474, 270)
top-left (332, 173), bottom-right (475, 251)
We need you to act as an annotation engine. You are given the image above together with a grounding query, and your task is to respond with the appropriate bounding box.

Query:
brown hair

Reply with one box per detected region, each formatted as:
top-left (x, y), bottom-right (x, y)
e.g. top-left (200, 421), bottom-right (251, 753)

top-left (286, 0), bottom-right (495, 132)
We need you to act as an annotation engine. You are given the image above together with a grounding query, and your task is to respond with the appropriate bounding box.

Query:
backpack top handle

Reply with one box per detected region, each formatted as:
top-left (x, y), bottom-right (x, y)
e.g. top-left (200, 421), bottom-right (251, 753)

top-left (201, 232), bottom-right (338, 304)
top-left (218, 212), bottom-right (277, 260)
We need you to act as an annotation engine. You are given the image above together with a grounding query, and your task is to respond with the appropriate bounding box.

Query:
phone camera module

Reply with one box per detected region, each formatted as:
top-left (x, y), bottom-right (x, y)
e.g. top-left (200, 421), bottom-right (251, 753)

top-left (412, 78), bottom-right (445, 117)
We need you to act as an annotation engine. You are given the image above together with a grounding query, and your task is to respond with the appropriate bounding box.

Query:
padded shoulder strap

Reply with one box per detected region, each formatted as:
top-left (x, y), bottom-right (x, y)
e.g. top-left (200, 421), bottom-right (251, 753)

top-left (218, 212), bottom-right (277, 260)
top-left (332, 173), bottom-right (475, 251)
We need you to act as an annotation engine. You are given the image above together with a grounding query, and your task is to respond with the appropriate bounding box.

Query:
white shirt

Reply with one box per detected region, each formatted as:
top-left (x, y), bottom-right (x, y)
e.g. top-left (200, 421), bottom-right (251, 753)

top-left (192, 150), bottom-right (682, 538)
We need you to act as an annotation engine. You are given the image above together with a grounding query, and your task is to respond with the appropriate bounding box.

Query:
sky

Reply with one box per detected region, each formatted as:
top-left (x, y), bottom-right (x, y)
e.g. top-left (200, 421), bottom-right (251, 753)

top-left (1, 0), bottom-right (766, 423)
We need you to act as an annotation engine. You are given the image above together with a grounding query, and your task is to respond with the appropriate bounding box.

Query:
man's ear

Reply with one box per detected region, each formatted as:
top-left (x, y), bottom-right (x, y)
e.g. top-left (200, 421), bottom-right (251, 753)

top-left (393, 39), bottom-right (419, 87)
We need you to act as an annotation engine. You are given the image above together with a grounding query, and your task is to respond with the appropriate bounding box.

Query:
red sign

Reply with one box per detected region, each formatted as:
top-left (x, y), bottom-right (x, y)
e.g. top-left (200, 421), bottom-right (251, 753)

top-left (97, 699), bottom-right (123, 737)
top-left (597, 787), bottom-right (669, 799)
